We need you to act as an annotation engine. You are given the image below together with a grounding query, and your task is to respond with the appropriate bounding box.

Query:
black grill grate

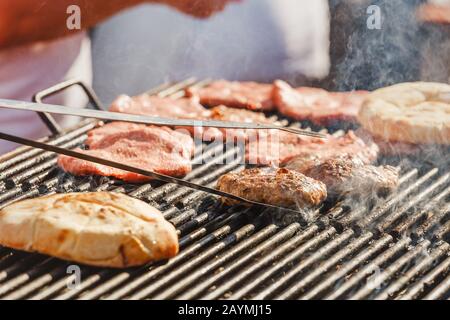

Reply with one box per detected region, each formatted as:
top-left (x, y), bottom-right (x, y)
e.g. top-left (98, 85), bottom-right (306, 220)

top-left (0, 79), bottom-right (449, 300)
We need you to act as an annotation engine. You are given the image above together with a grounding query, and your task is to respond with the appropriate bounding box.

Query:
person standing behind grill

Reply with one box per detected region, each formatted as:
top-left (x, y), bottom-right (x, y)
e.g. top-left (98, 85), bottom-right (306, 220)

top-left (0, 0), bottom-right (238, 154)
top-left (92, 0), bottom-right (331, 101)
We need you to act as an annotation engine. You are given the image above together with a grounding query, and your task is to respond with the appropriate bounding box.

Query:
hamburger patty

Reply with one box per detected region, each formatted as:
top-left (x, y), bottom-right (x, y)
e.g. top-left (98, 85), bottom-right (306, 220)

top-left (186, 80), bottom-right (275, 111)
top-left (216, 167), bottom-right (327, 208)
top-left (273, 80), bottom-right (369, 125)
top-left (287, 155), bottom-right (399, 198)
top-left (58, 122), bottom-right (194, 183)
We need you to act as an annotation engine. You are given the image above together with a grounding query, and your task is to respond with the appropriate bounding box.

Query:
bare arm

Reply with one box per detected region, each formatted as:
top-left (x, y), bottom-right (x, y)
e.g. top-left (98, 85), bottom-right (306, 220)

top-left (417, 4), bottom-right (450, 24)
top-left (0, 0), bottom-right (235, 49)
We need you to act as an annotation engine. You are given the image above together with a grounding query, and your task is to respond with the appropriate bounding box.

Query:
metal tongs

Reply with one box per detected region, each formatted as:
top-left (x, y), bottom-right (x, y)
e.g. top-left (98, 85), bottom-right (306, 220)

top-left (0, 131), bottom-right (305, 216)
top-left (0, 99), bottom-right (326, 139)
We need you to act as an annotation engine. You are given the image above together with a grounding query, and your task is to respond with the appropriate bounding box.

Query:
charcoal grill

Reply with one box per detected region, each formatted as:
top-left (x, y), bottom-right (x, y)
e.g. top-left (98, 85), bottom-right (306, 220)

top-left (0, 78), bottom-right (449, 300)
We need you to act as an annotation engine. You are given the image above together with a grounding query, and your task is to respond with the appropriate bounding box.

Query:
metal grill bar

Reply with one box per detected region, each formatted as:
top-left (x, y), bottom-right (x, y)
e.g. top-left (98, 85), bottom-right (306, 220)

top-left (398, 255), bottom-right (450, 300)
top-left (393, 186), bottom-right (450, 238)
top-left (328, 168), bottom-right (418, 224)
top-left (348, 240), bottom-right (431, 300)
top-left (277, 232), bottom-right (374, 299)
top-left (324, 237), bottom-right (412, 299)
top-left (176, 223), bottom-right (302, 300)
top-left (2, 264), bottom-right (70, 300)
top-left (373, 242), bottom-right (449, 300)
top-left (376, 173), bottom-right (450, 234)
top-left (413, 202), bottom-right (450, 241)
top-left (203, 224), bottom-right (323, 300)
top-left (253, 229), bottom-right (354, 300)
top-left (353, 169), bottom-right (439, 231)
top-left (435, 220), bottom-right (450, 241)
top-left (423, 274), bottom-right (450, 300)
top-left (300, 234), bottom-right (393, 300)
top-left (148, 224), bottom-right (279, 300)
top-left (0, 258), bottom-right (62, 297)
top-left (127, 223), bottom-right (261, 300)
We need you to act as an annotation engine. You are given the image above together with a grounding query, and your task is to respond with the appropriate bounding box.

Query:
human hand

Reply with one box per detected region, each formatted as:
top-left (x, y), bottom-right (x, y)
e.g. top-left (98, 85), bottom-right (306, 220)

top-left (163, 0), bottom-right (240, 18)
top-left (417, 3), bottom-right (450, 24)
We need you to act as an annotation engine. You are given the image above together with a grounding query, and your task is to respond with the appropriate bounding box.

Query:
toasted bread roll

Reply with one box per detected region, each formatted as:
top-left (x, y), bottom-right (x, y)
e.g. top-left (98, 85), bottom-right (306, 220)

top-left (358, 82), bottom-right (450, 145)
top-left (0, 192), bottom-right (178, 268)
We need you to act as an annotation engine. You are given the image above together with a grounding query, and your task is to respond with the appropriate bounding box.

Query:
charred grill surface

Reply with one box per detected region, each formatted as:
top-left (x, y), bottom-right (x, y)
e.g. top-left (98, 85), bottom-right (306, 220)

top-left (0, 79), bottom-right (449, 300)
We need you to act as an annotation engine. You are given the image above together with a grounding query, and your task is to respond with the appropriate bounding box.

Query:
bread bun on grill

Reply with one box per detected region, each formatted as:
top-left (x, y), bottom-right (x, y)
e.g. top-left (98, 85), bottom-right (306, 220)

top-left (0, 192), bottom-right (178, 268)
top-left (358, 82), bottom-right (450, 145)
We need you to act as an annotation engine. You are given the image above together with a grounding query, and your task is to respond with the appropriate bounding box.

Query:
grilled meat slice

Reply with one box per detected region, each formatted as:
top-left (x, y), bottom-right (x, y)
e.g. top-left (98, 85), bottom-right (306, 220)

top-left (110, 94), bottom-right (211, 119)
top-left (109, 94), bottom-right (220, 138)
top-left (245, 130), bottom-right (301, 166)
top-left (109, 94), bottom-right (277, 141)
top-left (85, 121), bottom-right (147, 148)
top-left (208, 104), bottom-right (277, 141)
top-left (247, 130), bottom-right (379, 166)
top-left (216, 167), bottom-right (327, 208)
top-left (186, 80), bottom-right (275, 111)
top-left (58, 122), bottom-right (194, 183)
top-left (274, 80), bottom-right (369, 125)
top-left (209, 104), bottom-right (274, 124)
top-left (287, 155), bottom-right (399, 198)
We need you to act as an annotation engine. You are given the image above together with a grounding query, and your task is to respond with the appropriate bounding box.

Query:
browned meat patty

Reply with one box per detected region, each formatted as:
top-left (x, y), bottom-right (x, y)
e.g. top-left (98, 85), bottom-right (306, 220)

top-left (273, 80), bottom-right (369, 126)
top-left (186, 80), bottom-right (275, 111)
top-left (216, 167), bottom-right (327, 208)
top-left (246, 130), bottom-right (379, 166)
top-left (58, 122), bottom-right (194, 183)
top-left (287, 154), bottom-right (399, 198)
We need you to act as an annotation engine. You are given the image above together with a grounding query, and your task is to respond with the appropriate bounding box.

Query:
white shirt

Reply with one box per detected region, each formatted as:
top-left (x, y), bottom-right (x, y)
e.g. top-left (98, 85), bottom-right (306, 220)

top-left (93, 0), bottom-right (330, 100)
top-left (0, 32), bottom-right (92, 154)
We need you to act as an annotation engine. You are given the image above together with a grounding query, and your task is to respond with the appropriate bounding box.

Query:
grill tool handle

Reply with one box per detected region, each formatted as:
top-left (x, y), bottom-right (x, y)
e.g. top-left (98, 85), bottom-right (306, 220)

top-left (32, 79), bottom-right (104, 135)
